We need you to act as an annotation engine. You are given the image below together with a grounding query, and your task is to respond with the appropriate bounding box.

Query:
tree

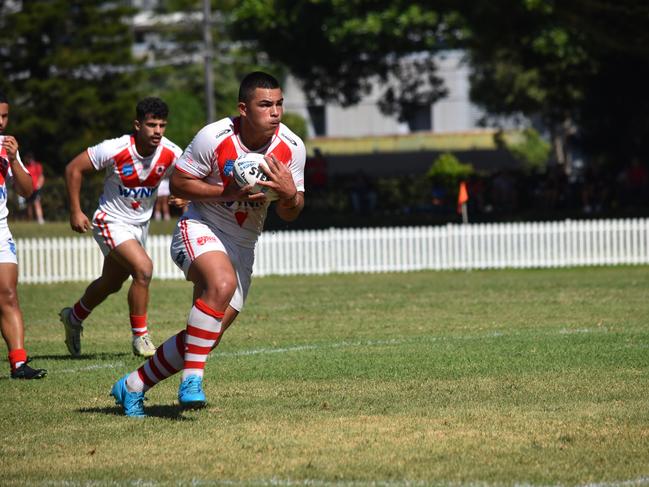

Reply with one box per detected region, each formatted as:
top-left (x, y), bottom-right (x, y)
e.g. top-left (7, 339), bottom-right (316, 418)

top-left (230, 0), bottom-right (649, 170)
top-left (460, 1), bottom-right (649, 173)
top-left (134, 0), bottom-right (291, 144)
top-left (136, 0), bottom-right (309, 146)
top-left (0, 0), bottom-right (141, 171)
top-left (231, 1), bottom-right (457, 121)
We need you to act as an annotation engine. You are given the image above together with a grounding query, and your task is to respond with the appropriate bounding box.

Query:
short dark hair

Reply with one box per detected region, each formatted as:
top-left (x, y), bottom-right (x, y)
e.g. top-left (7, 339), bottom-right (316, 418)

top-left (136, 97), bottom-right (168, 121)
top-left (0, 91), bottom-right (8, 104)
top-left (238, 72), bottom-right (280, 103)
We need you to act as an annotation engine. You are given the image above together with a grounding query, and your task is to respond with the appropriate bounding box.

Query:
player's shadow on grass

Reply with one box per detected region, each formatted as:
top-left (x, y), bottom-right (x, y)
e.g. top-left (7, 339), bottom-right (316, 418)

top-left (78, 405), bottom-right (191, 420)
top-left (35, 352), bottom-right (132, 361)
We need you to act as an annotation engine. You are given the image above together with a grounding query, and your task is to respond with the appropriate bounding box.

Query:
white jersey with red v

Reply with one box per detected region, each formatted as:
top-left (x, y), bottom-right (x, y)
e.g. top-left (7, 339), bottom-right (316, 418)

top-left (88, 134), bottom-right (182, 225)
top-left (0, 136), bottom-right (28, 224)
top-left (175, 117), bottom-right (306, 248)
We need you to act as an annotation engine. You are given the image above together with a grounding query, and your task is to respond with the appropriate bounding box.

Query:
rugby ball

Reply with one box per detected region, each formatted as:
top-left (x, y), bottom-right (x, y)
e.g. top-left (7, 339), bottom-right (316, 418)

top-left (233, 153), bottom-right (278, 200)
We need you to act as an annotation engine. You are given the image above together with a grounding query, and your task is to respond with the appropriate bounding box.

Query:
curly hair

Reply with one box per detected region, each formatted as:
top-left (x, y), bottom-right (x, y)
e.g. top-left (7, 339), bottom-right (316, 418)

top-left (136, 97), bottom-right (168, 121)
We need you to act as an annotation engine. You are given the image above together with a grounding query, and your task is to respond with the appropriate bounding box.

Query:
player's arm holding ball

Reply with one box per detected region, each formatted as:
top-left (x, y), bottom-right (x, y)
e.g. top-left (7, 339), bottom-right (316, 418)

top-left (258, 154), bottom-right (303, 221)
top-left (170, 126), bottom-right (228, 201)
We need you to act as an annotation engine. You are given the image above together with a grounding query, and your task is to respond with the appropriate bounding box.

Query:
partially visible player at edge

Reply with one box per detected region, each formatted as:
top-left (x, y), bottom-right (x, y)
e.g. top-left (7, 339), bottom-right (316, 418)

top-left (0, 91), bottom-right (47, 379)
top-left (111, 71), bottom-right (306, 416)
top-left (60, 98), bottom-right (184, 358)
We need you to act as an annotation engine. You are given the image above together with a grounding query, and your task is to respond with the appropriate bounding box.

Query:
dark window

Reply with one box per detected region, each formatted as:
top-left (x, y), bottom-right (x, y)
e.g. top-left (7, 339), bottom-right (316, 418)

top-left (307, 105), bottom-right (326, 136)
top-left (405, 105), bottom-right (432, 132)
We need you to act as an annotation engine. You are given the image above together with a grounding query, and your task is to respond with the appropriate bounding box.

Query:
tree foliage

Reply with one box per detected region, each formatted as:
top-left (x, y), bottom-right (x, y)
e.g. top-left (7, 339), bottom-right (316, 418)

top-left (231, 0), bottom-right (649, 166)
top-left (136, 0), bottom-right (297, 145)
top-left (498, 128), bottom-right (551, 173)
top-left (462, 1), bottom-right (649, 166)
top-left (0, 0), bottom-right (141, 170)
top-left (231, 1), bottom-right (460, 121)
top-left (426, 152), bottom-right (473, 190)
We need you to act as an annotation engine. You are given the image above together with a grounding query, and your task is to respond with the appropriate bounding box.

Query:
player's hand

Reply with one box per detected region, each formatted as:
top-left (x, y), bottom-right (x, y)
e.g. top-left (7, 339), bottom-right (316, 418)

top-left (1, 136), bottom-right (19, 163)
top-left (257, 154), bottom-right (297, 200)
top-left (220, 182), bottom-right (260, 202)
top-left (70, 210), bottom-right (91, 233)
top-left (168, 195), bottom-right (189, 208)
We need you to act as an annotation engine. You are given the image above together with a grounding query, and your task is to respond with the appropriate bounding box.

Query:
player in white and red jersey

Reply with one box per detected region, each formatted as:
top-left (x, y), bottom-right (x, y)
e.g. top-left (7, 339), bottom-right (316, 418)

top-left (111, 72), bottom-right (306, 416)
top-left (0, 91), bottom-right (47, 379)
top-left (59, 98), bottom-right (184, 359)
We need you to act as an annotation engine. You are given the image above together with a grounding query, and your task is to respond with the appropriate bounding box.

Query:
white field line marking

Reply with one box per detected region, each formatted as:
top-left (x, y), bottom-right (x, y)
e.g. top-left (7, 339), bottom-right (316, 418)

top-left (22, 474), bottom-right (649, 487)
top-left (49, 327), bottom-right (609, 374)
top-left (56, 362), bottom-right (125, 374)
top-left (217, 327), bottom-right (607, 358)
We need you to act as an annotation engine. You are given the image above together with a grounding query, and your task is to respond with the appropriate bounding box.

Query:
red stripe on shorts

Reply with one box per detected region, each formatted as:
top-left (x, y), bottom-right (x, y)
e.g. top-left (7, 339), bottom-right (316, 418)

top-left (94, 212), bottom-right (115, 249)
top-left (180, 218), bottom-right (195, 260)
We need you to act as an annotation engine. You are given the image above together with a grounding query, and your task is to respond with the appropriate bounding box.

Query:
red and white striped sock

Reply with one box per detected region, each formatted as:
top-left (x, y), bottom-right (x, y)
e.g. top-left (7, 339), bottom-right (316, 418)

top-left (124, 300), bottom-right (224, 393)
top-left (130, 314), bottom-right (148, 337)
top-left (71, 299), bottom-right (91, 326)
top-left (183, 299), bottom-right (223, 380)
top-left (127, 330), bottom-right (186, 393)
top-left (8, 348), bottom-right (27, 371)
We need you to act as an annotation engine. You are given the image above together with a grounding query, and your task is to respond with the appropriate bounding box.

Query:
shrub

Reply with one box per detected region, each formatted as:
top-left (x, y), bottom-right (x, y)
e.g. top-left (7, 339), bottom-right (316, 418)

top-left (426, 152), bottom-right (473, 189)
top-left (502, 128), bottom-right (551, 172)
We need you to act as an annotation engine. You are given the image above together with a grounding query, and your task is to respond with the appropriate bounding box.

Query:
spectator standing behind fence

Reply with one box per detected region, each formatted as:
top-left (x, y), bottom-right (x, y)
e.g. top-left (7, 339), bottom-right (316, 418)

top-left (109, 71), bottom-right (306, 417)
top-left (0, 91), bottom-right (47, 379)
top-left (59, 97), bottom-right (184, 359)
top-left (306, 147), bottom-right (328, 192)
top-left (350, 170), bottom-right (377, 215)
top-left (622, 158), bottom-right (649, 207)
top-left (23, 152), bottom-right (45, 224)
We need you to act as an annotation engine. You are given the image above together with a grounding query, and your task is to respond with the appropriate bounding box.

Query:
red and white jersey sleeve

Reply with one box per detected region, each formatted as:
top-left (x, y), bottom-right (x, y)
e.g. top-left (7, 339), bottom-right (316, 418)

top-left (0, 136), bottom-right (27, 225)
top-left (178, 117), bottom-right (306, 248)
top-left (88, 134), bottom-right (182, 224)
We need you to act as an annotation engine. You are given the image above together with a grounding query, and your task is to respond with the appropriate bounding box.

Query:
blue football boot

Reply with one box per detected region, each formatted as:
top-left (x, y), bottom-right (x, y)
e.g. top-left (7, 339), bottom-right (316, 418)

top-left (178, 375), bottom-right (206, 409)
top-left (111, 374), bottom-right (146, 417)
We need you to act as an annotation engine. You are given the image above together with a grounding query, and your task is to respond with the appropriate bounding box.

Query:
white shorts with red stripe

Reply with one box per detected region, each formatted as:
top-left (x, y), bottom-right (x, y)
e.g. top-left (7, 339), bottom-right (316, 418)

top-left (92, 210), bottom-right (149, 256)
top-left (169, 216), bottom-right (254, 312)
top-left (0, 224), bottom-right (18, 265)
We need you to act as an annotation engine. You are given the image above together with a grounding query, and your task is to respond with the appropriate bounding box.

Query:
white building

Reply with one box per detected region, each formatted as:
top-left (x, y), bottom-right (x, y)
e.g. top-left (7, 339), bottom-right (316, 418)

top-left (283, 50), bottom-right (488, 138)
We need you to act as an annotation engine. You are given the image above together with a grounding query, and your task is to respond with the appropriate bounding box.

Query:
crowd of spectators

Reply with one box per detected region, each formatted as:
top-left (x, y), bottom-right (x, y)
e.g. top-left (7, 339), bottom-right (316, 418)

top-left (302, 152), bottom-right (649, 226)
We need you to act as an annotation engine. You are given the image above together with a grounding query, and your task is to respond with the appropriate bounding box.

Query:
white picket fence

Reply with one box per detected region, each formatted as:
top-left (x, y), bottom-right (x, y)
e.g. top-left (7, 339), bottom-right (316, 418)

top-left (15, 218), bottom-right (649, 284)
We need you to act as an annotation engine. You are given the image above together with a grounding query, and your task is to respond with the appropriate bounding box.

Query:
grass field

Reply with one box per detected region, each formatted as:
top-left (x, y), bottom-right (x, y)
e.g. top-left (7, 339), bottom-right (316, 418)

top-left (8, 219), bottom-right (179, 239)
top-left (2, 267), bottom-right (649, 486)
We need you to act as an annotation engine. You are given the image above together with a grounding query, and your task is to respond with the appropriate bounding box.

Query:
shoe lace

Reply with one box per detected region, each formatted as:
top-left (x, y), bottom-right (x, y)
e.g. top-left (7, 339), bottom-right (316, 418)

top-left (183, 376), bottom-right (202, 394)
top-left (126, 392), bottom-right (146, 414)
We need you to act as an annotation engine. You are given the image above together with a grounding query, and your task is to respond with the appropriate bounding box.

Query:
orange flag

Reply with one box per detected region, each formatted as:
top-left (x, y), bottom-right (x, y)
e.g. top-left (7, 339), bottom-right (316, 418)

top-left (457, 181), bottom-right (469, 214)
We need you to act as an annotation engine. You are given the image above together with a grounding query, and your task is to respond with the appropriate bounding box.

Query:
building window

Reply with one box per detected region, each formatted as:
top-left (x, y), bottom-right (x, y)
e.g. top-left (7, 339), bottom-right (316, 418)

top-left (405, 105), bottom-right (432, 132)
top-left (307, 105), bottom-right (326, 136)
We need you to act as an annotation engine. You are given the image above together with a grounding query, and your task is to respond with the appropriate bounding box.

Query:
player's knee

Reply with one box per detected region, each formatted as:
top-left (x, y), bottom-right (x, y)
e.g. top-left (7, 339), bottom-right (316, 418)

top-left (204, 276), bottom-right (236, 302)
top-left (0, 284), bottom-right (19, 308)
top-left (132, 264), bottom-right (153, 286)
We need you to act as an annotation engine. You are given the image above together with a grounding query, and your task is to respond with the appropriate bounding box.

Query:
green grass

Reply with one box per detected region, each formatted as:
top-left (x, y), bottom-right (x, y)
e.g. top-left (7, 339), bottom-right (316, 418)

top-left (7, 219), bottom-right (179, 238)
top-left (2, 267), bottom-right (649, 486)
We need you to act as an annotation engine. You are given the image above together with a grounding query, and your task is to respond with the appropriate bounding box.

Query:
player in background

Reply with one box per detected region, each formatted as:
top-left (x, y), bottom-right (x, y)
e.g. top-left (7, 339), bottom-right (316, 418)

top-left (0, 91), bottom-right (47, 379)
top-left (60, 97), bottom-right (184, 358)
top-left (23, 152), bottom-right (46, 224)
top-left (110, 71), bottom-right (306, 416)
